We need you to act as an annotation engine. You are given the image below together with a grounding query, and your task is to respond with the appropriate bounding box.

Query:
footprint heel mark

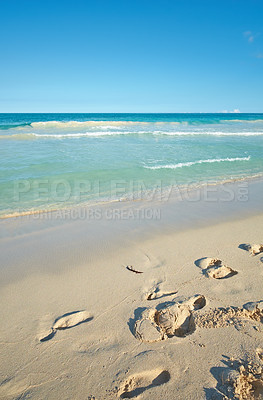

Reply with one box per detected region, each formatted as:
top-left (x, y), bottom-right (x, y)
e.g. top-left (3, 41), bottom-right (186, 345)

top-left (39, 310), bottom-right (93, 342)
top-left (133, 294), bottom-right (206, 342)
top-left (195, 257), bottom-right (238, 279)
top-left (185, 294), bottom-right (206, 310)
top-left (134, 309), bottom-right (165, 343)
top-left (118, 369), bottom-right (170, 398)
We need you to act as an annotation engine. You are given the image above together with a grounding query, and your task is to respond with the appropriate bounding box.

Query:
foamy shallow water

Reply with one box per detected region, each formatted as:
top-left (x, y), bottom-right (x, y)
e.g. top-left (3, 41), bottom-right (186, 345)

top-left (0, 113), bottom-right (263, 216)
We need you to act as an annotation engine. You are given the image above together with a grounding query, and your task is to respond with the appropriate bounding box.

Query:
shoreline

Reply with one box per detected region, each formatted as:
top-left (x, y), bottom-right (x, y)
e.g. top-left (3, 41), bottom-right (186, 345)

top-left (1, 172), bottom-right (263, 220)
top-left (1, 176), bottom-right (263, 284)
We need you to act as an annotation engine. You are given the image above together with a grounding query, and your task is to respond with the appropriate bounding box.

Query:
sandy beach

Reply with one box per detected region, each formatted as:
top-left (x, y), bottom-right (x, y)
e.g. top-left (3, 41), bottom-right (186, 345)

top-left (1, 0), bottom-right (263, 397)
top-left (0, 180), bottom-right (263, 400)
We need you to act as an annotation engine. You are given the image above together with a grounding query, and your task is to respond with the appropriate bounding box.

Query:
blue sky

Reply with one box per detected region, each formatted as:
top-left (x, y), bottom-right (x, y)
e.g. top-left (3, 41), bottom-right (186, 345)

top-left (0, 0), bottom-right (262, 112)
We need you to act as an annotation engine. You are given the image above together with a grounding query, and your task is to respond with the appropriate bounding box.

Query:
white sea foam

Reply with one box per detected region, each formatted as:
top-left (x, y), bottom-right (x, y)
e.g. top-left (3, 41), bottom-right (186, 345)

top-left (31, 131), bottom-right (131, 138)
top-left (1, 130), bottom-right (263, 140)
top-left (30, 120), bottom-right (146, 129)
top-left (221, 119), bottom-right (263, 123)
top-left (153, 131), bottom-right (263, 136)
top-left (144, 157), bottom-right (251, 170)
top-left (29, 131), bottom-right (263, 137)
top-left (3, 119), bottom-right (263, 135)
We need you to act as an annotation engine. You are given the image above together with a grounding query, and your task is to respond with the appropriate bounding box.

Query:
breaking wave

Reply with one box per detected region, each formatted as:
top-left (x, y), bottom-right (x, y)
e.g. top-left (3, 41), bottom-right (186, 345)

top-left (30, 120), bottom-right (146, 129)
top-left (144, 157), bottom-right (251, 170)
top-left (1, 130), bottom-right (263, 140)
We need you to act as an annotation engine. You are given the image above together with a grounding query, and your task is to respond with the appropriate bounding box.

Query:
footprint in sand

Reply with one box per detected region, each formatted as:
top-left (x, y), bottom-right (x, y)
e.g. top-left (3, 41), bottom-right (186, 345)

top-left (239, 243), bottom-right (263, 256)
top-left (39, 310), bottom-right (93, 342)
top-left (118, 369), bottom-right (170, 398)
top-left (195, 257), bottom-right (238, 279)
top-left (133, 295), bottom-right (206, 343)
top-left (144, 280), bottom-right (177, 301)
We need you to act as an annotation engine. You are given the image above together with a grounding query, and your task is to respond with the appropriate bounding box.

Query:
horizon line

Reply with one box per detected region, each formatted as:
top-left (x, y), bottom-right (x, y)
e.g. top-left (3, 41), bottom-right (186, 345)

top-left (1, 111), bottom-right (263, 114)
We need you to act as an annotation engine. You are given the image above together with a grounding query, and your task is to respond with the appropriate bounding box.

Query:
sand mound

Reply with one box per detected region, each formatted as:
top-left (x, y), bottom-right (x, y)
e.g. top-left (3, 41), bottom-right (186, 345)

top-left (221, 359), bottom-right (263, 399)
top-left (194, 300), bottom-right (263, 330)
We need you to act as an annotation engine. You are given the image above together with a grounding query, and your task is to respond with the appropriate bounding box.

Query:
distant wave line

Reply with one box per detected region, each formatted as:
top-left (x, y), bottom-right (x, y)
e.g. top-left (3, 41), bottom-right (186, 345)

top-left (220, 119), bottom-right (263, 123)
top-left (1, 118), bottom-right (263, 131)
top-left (153, 131), bottom-right (263, 136)
top-left (30, 120), bottom-right (148, 128)
top-left (1, 131), bottom-right (263, 140)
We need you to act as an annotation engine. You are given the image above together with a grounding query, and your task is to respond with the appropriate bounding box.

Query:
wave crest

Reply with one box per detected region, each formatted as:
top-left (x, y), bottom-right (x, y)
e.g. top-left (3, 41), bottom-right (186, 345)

top-left (30, 120), bottom-right (147, 129)
top-left (144, 157), bottom-right (251, 170)
top-left (1, 130), bottom-right (263, 140)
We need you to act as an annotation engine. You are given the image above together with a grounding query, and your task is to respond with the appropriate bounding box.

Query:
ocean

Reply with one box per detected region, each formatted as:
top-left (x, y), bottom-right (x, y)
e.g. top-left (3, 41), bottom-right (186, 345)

top-left (0, 113), bottom-right (263, 217)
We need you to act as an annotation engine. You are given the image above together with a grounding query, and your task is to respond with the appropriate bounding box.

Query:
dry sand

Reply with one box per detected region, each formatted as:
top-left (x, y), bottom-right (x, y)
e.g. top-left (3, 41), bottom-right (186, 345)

top-left (0, 191), bottom-right (263, 399)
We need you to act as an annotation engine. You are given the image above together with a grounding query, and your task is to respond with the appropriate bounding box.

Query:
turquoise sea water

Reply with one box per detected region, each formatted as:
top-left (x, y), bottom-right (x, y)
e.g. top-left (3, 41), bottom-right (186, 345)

top-left (1, 113), bottom-right (263, 216)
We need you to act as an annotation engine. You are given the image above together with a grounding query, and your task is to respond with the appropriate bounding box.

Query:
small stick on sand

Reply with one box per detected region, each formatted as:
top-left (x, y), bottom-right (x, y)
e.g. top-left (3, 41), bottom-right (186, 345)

top-left (126, 265), bottom-right (143, 274)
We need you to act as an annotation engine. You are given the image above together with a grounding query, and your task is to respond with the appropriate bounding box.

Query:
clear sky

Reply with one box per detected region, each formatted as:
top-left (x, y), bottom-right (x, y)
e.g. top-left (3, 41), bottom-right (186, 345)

top-left (0, 0), bottom-right (262, 113)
